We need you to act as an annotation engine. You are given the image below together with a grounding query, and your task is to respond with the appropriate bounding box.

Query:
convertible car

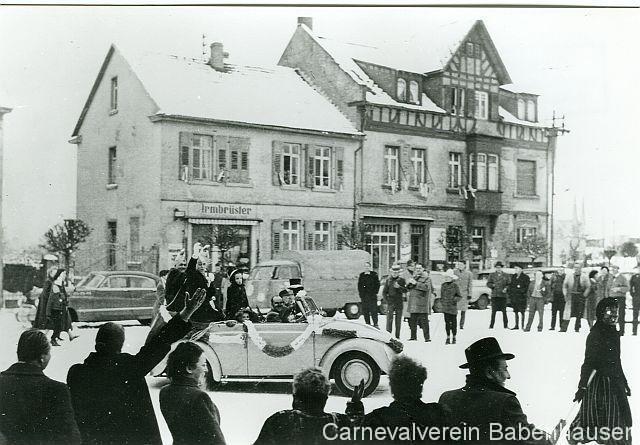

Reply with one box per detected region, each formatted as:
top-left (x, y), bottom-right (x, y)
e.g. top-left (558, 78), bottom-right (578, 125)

top-left (151, 297), bottom-right (403, 397)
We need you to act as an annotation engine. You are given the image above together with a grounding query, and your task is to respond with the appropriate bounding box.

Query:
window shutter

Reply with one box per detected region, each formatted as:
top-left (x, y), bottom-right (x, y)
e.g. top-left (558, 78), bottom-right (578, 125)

top-left (271, 219), bottom-right (283, 258)
top-left (305, 145), bottom-right (315, 189)
top-left (272, 141), bottom-right (283, 186)
top-left (304, 220), bottom-right (315, 250)
top-left (333, 221), bottom-right (344, 250)
top-left (332, 147), bottom-right (344, 191)
top-left (517, 160), bottom-right (536, 195)
top-left (215, 135), bottom-right (228, 181)
top-left (466, 89), bottom-right (475, 118)
top-left (229, 137), bottom-right (250, 183)
top-left (179, 132), bottom-right (192, 180)
top-left (400, 144), bottom-right (411, 189)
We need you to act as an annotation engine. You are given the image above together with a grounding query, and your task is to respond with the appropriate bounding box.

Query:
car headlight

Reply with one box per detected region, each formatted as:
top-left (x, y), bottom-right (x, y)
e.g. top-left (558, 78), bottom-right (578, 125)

top-left (348, 304), bottom-right (359, 314)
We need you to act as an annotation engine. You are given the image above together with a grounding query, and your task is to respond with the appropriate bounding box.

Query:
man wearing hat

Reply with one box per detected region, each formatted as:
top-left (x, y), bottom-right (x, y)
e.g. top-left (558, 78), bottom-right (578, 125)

top-left (382, 264), bottom-right (408, 338)
top-left (487, 262), bottom-right (510, 329)
top-left (439, 337), bottom-right (551, 444)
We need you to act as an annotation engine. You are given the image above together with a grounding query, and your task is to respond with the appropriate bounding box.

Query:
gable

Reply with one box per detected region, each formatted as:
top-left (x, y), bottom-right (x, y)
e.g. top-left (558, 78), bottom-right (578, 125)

top-left (443, 21), bottom-right (511, 85)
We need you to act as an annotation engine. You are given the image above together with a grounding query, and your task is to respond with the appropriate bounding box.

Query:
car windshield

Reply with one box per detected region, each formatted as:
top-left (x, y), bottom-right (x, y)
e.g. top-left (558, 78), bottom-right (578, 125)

top-left (77, 273), bottom-right (105, 288)
top-left (275, 265), bottom-right (301, 280)
top-left (249, 266), bottom-right (275, 280)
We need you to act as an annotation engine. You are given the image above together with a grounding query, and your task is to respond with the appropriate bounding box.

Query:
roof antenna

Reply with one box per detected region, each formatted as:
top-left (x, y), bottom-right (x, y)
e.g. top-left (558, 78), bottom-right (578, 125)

top-left (202, 34), bottom-right (208, 60)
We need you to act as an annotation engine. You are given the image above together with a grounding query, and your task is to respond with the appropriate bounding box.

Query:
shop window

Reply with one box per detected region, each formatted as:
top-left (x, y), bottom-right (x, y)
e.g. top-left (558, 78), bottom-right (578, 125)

top-left (516, 159), bottom-right (536, 196)
top-left (384, 146), bottom-right (399, 185)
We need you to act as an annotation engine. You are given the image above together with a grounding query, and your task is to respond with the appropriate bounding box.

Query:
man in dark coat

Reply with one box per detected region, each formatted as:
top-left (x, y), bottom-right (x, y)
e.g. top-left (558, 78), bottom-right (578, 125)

top-left (0, 329), bottom-right (81, 445)
top-left (358, 260), bottom-right (380, 328)
top-left (67, 289), bottom-right (206, 445)
top-left (548, 268), bottom-right (566, 330)
top-left (382, 264), bottom-right (407, 338)
top-left (164, 249), bottom-right (188, 308)
top-left (487, 262), bottom-right (510, 329)
top-left (364, 355), bottom-right (449, 443)
top-left (630, 266), bottom-right (640, 336)
top-left (508, 266), bottom-right (530, 330)
top-left (438, 337), bottom-right (551, 444)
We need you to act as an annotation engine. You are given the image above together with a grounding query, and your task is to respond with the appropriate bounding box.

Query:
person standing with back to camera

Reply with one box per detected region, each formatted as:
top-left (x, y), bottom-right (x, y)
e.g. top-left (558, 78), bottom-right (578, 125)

top-left (358, 261), bottom-right (380, 329)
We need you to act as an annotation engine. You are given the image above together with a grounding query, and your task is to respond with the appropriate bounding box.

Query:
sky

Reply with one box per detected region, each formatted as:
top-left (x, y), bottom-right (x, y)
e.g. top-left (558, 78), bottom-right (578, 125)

top-left (0, 5), bottom-right (638, 250)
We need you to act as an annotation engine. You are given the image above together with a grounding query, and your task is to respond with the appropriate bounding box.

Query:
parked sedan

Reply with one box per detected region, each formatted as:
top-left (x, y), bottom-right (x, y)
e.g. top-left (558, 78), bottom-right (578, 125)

top-left (68, 271), bottom-right (160, 324)
top-left (151, 296), bottom-right (403, 397)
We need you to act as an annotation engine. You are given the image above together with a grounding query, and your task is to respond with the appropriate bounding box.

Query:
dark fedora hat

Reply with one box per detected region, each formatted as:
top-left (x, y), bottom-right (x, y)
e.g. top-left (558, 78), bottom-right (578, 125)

top-left (459, 337), bottom-right (515, 369)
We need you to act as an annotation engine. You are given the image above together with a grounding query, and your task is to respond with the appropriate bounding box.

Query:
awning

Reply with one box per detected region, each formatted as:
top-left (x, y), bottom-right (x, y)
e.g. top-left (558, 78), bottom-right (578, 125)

top-left (361, 214), bottom-right (434, 222)
top-left (188, 218), bottom-right (261, 226)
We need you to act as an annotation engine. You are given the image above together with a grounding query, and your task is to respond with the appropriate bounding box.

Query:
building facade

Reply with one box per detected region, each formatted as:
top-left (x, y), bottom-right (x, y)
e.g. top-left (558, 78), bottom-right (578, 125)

top-left (0, 104), bottom-right (12, 304)
top-left (280, 18), bottom-right (557, 274)
top-left (70, 45), bottom-right (361, 274)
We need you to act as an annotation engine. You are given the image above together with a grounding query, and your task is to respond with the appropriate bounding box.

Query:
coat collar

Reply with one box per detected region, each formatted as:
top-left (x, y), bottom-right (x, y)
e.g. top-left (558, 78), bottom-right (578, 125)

top-left (1, 362), bottom-right (45, 376)
top-left (464, 374), bottom-right (516, 396)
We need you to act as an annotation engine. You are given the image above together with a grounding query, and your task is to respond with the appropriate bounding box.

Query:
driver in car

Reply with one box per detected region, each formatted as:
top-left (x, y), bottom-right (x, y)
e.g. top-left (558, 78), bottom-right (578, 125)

top-left (266, 291), bottom-right (293, 323)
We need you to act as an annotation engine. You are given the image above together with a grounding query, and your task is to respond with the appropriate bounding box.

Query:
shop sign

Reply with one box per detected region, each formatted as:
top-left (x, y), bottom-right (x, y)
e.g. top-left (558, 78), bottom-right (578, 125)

top-left (187, 202), bottom-right (257, 219)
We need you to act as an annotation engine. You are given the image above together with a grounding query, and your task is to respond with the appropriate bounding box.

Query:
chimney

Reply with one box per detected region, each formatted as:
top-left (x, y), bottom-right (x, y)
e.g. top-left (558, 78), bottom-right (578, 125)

top-left (297, 17), bottom-right (313, 30)
top-left (208, 42), bottom-right (228, 71)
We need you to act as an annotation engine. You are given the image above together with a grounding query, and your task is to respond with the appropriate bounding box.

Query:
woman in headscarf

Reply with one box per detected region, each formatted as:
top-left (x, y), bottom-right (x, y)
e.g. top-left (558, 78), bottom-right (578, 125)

top-left (439, 269), bottom-right (461, 345)
top-left (45, 270), bottom-right (76, 346)
top-left (585, 269), bottom-right (599, 329)
top-left (568, 297), bottom-right (632, 445)
top-left (225, 269), bottom-right (249, 321)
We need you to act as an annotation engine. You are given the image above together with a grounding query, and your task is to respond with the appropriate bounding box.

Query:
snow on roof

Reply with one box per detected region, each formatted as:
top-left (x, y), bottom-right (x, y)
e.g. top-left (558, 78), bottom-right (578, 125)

top-left (119, 47), bottom-right (360, 136)
top-left (498, 106), bottom-right (544, 128)
top-left (501, 84), bottom-right (540, 96)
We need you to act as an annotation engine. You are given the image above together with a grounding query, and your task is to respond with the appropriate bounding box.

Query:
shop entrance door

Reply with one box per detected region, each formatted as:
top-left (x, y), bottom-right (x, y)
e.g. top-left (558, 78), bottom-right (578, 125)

top-left (367, 224), bottom-right (398, 277)
top-left (191, 224), bottom-right (252, 270)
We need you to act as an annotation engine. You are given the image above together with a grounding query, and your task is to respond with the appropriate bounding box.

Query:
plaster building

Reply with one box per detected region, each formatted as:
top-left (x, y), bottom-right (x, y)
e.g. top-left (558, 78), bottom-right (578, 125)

top-left (70, 44), bottom-right (361, 273)
top-left (280, 18), bottom-right (559, 273)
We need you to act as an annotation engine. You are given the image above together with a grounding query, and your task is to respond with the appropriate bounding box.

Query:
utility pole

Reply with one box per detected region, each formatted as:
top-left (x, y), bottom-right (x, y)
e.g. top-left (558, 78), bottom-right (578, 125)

top-left (0, 105), bottom-right (12, 308)
top-left (546, 111), bottom-right (569, 266)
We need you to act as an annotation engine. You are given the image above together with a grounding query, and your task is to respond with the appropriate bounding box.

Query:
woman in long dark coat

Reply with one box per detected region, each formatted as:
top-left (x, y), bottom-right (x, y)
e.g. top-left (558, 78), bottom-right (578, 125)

top-left (225, 269), bottom-right (248, 321)
top-left (440, 270), bottom-right (461, 345)
top-left (568, 297), bottom-right (632, 445)
top-left (34, 268), bottom-right (62, 330)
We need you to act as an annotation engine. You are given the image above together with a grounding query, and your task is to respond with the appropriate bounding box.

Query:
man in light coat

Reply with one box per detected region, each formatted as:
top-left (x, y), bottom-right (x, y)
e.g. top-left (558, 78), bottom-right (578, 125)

top-left (454, 261), bottom-right (473, 330)
top-left (407, 264), bottom-right (432, 342)
top-left (561, 262), bottom-right (591, 332)
top-left (609, 264), bottom-right (630, 335)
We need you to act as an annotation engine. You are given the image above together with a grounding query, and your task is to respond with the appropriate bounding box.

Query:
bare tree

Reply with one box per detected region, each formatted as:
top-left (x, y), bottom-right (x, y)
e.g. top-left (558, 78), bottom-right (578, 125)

top-left (340, 221), bottom-right (372, 250)
top-left (211, 226), bottom-right (244, 263)
top-left (438, 226), bottom-right (473, 267)
top-left (41, 219), bottom-right (93, 272)
top-left (504, 233), bottom-right (549, 265)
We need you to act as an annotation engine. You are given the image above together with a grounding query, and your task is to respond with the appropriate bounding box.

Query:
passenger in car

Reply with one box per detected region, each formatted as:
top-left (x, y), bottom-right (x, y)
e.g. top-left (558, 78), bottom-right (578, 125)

top-left (225, 269), bottom-right (249, 321)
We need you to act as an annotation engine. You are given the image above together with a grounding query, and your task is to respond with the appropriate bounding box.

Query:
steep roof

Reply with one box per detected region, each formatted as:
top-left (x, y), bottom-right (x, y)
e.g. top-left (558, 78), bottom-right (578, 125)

top-left (72, 45), bottom-right (360, 137)
top-left (297, 19), bottom-right (513, 108)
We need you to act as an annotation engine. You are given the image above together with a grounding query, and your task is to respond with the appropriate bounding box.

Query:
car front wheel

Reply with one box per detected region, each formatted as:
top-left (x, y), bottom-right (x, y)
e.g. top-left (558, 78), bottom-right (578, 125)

top-left (332, 352), bottom-right (380, 398)
top-left (476, 294), bottom-right (489, 310)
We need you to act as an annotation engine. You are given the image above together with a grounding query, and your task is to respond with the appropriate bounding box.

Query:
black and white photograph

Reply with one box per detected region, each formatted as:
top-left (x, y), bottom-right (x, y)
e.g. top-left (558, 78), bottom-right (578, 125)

top-left (0, 2), bottom-right (638, 444)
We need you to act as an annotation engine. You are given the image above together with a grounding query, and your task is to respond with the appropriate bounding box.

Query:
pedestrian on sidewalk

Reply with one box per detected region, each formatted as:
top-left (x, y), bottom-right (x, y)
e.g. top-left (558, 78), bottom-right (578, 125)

top-left (357, 261), bottom-right (380, 328)
top-left (407, 264), bottom-right (432, 342)
top-left (549, 268), bottom-right (566, 330)
top-left (630, 265), bottom-right (640, 336)
top-left (382, 264), bottom-right (407, 339)
top-left (440, 269), bottom-right (461, 344)
top-left (561, 262), bottom-right (591, 333)
top-left (609, 265), bottom-right (629, 336)
top-left (454, 261), bottom-right (472, 330)
top-left (584, 270), bottom-right (599, 329)
top-left (508, 265), bottom-right (530, 330)
top-left (525, 271), bottom-right (545, 332)
top-left (487, 262), bottom-right (510, 329)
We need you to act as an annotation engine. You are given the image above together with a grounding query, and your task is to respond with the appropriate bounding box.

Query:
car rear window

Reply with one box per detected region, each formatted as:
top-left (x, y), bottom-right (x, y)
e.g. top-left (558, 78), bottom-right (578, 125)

top-left (78, 273), bottom-right (105, 288)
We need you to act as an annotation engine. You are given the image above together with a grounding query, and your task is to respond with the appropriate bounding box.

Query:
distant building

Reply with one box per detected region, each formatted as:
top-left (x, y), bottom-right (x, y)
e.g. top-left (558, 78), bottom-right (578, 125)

top-left (281, 18), bottom-right (560, 273)
top-left (0, 103), bottom-right (12, 304)
top-left (70, 44), bottom-right (361, 273)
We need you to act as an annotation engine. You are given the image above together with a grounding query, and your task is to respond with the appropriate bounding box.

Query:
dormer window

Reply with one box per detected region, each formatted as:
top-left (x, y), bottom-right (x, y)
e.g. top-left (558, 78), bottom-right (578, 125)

top-left (517, 99), bottom-right (525, 120)
top-left (526, 100), bottom-right (536, 122)
top-left (409, 81), bottom-right (419, 104)
top-left (397, 78), bottom-right (406, 101)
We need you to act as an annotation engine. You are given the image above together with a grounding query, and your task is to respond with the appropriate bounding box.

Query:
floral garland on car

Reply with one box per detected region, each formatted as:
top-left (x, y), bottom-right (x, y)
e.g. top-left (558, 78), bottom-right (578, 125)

top-left (243, 314), bottom-right (324, 358)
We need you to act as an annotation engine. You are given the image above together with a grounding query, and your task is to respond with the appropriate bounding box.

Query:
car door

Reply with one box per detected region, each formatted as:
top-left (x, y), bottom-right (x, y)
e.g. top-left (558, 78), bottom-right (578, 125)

top-left (95, 275), bottom-right (136, 321)
top-left (247, 322), bottom-right (314, 376)
top-left (206, 323), bottom-right (248, 377)
top-left (69, 273), bottom-right (107, 322)
top-left (125, 275), bottom-right (158, 320)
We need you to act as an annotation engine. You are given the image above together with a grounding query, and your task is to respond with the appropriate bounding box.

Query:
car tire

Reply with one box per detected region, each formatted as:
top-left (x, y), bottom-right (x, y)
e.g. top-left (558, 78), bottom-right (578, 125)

top-left (476, 294), bottom-right (489, 310)
top-left (343, 303), bottom-right (361, 320)
top-left (332, 352), bottom-right (380, 398)
top-left (139, 319), bottom-right (152, 326)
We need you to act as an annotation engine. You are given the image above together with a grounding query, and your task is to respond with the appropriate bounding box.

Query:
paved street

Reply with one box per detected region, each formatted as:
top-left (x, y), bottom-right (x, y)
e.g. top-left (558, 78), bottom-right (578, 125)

top-left (1, 307), bottom-right (638, 444)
